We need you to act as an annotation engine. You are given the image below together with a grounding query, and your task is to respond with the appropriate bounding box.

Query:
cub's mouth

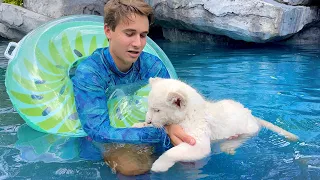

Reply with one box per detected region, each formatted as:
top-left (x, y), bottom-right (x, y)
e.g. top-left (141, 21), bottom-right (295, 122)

top-left (151, 122), bottom-right (163, 128)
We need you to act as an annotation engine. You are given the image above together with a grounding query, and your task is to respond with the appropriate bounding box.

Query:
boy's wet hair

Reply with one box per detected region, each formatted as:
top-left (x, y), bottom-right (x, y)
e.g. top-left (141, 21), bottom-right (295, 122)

top-left (104, 0), bottom-right (154, 31)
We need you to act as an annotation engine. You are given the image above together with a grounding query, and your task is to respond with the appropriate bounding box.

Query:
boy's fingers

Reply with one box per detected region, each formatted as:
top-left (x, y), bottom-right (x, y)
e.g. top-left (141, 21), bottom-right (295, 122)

top-left (170, 134), bottom-right (183, 146)
top-left (175, 130), bottom-right (196, 146)
top-left (181, 134), bottom-right (196, 145)
top-left (165, 124), bottom-right (196, 146)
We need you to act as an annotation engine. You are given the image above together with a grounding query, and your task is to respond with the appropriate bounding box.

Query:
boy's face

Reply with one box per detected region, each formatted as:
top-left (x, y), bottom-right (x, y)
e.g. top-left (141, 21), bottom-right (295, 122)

top-left (104, 13), bottom-right (149, 72)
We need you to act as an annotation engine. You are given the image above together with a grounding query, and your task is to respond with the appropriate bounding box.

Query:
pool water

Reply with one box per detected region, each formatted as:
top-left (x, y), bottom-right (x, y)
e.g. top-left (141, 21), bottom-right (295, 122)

top-left (1, 38), bottom-right (320, 179)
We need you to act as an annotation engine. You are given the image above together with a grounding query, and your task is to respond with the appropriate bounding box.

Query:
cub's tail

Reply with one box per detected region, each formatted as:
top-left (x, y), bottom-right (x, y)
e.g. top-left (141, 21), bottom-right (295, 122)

top-left (257, 118), bottom-right (298, 141)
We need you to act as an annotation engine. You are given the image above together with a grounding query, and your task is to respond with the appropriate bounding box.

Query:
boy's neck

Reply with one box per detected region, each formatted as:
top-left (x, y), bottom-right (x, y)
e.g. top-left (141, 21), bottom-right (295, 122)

top-left (109, 49), bottom-right (133, 72)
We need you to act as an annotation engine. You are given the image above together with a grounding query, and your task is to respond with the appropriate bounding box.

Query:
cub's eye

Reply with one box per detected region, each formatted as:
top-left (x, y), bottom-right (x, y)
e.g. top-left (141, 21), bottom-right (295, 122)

top-left (153, 109), bottom-right (160, 112)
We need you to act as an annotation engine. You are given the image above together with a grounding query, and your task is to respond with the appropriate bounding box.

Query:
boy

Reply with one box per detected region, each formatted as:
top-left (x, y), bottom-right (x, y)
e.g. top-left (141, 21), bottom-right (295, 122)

top-left (72, 0), bottom-right (195, 176)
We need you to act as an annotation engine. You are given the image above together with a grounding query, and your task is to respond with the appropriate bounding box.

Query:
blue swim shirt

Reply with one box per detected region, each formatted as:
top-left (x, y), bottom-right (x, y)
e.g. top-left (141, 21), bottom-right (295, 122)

top-left (72, 47), bottom-right (171, 150)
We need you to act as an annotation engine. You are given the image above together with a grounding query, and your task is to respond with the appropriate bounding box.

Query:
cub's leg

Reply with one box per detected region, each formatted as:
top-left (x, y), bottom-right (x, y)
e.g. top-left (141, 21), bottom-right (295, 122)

top-left (219, 134), bottom-right (252, 155)
top-left (132, 122), bottom-right (153, 128)
top-left (151, 137), bottom-right (211, 172)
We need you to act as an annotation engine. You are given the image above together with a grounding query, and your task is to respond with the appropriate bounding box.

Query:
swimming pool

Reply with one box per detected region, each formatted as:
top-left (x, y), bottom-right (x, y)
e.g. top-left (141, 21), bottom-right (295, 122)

top-left (0, 39), bottom-right (319, 179)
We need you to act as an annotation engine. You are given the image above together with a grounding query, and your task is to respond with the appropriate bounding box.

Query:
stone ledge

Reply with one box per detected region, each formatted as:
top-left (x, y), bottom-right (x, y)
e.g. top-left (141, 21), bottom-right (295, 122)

top-left (281, 22), bottom-right (320, 44)
top-left (0, 3), bottom-right (52, 34)
top-left (24, 0), bottom-right (106, 18)
top-left (0, 22), bottom-right (24, 41)
top-left (0, 0), bottom-right (319, 45)
top-left (149, 0), bottom-right (320, 43)
top-left (275, 0), bottom-right (320, 6)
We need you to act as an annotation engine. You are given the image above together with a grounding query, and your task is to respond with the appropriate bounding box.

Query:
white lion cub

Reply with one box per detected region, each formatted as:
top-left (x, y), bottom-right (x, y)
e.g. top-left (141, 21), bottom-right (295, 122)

top-left (133, 77), bottom-right (298, 172)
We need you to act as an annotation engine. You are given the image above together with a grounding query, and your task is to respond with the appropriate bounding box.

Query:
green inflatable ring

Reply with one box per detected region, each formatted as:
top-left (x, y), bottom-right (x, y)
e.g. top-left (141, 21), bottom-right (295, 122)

top-left (4, 15), bottom-right (177, 137)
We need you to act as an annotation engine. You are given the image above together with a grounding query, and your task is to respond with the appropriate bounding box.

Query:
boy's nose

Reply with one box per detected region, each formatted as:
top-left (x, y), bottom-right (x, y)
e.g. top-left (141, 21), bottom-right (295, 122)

top-left (132, 35), bottom-right (142, 47)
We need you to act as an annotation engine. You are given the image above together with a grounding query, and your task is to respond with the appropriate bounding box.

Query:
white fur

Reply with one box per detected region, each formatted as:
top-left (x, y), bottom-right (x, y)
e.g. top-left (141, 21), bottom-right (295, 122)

top-left (133, 78), bottom-right (298, 172)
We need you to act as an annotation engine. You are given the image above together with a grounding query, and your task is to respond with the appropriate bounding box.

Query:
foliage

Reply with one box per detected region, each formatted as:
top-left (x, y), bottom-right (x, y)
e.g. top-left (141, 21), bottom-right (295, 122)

top-left (3, 0), bottom-right (23, 6)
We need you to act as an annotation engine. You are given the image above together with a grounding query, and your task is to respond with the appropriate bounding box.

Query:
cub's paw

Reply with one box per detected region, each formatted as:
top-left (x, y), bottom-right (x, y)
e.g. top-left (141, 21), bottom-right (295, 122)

top-left (151, 159), bottom-right (174, 172)
top-left (220, 146), bottom-right (236, 155)
top-left (132, 122), bottom-right (151, 128)
top-left (223, 148), bottom-right (236, 155)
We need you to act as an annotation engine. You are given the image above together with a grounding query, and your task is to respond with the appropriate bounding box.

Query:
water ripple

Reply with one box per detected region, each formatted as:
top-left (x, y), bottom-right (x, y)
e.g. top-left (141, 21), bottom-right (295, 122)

top-left (0, 107), bottom-right (15, 114)
top-left (0, 124), bottom-right (20, 133)
top-left (0, 150), bottom-right (9, 180)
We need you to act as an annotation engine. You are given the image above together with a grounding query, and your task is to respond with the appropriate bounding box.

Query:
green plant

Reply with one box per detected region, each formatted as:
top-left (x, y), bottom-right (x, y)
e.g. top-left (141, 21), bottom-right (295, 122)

top-left (3, 0), bottom-right (23, 6)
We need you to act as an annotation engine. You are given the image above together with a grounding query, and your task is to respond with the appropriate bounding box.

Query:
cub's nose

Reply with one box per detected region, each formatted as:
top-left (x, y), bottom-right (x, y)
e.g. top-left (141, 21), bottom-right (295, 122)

top-left (146, 119), bottom-right (152, 124)
top-left (145, 112), bottom-right (152, 124)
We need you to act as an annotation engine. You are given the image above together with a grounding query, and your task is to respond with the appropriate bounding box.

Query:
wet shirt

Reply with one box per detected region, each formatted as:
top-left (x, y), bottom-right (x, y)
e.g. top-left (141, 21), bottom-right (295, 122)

top-left (72, 47), bottom-right (171, 150)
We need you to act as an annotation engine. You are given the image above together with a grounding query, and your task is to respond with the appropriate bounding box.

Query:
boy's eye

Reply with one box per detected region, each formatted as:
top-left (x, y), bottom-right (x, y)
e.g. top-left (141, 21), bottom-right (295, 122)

top-left (140, 34), bottom-right (147, 38)
top-left (125, 33), bottom-right (134, 36)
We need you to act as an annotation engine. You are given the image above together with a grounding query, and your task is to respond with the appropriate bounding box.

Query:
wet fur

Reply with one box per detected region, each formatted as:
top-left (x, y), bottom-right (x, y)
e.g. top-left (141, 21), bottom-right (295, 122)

top-left (133, 78), bottom-right (298, 172)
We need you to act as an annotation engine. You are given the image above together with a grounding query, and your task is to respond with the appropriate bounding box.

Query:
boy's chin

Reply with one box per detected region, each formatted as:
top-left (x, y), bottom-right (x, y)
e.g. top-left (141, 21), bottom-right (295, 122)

top-left (125, 57), bottom-right (139, 64)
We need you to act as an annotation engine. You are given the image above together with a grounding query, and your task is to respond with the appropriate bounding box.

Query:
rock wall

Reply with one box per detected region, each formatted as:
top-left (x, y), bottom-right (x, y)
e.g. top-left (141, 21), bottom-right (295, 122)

top-left (0, 3), bottom-right (52, 33)
top-left (0, 0), bottom-right (319, 45)
top-left (275, 0), bottom-right (320, 6)
top-left (281, 22), bottom-right (320, 44)
top-left (0, 0), bottom-right (106, 41)
top-left (147, 0), bottom-right (320, 43)
top-left (0, 23), bottom-right (24, 41)
top-left (24, 0), bottom-right (105, 18)
top-left (275, 0), bottom-right (312, 5)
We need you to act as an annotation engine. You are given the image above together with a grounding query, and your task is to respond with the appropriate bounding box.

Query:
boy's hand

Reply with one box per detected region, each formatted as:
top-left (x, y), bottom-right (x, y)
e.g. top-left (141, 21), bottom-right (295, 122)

top-left (165, 124), bottom-right (196, 146)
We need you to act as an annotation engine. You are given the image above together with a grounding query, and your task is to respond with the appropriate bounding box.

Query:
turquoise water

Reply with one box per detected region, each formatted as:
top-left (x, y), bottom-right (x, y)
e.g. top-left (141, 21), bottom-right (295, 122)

top-left (1, 38), bottom-right (320, 179)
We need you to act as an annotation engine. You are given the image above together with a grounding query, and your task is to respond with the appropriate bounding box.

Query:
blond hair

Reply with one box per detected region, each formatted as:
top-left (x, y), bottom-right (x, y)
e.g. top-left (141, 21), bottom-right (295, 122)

top-left (104, 0), bottom-right (154, 31)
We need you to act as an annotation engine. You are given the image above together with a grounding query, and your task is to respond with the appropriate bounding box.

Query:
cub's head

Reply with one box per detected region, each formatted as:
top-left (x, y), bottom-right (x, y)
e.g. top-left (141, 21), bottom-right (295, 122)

top-left (145, 78), bottom-right (189, 127)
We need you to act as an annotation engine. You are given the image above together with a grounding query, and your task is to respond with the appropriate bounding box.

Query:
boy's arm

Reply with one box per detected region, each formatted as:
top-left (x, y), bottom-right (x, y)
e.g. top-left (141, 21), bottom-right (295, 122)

top-left (72, 63), bottom-right (170, 147)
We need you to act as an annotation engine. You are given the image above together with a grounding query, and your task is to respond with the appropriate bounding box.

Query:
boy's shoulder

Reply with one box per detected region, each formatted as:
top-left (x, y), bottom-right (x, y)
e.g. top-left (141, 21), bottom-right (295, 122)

top-left (80, 48), bottom-right (105, 66)
top-left (139, 51), bottom-right (164, 67)
top-left (75, 48), bottom-right (105, 74)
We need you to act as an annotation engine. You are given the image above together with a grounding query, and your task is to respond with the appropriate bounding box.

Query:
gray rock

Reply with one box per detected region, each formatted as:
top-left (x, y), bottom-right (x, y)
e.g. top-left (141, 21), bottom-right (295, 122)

top-left (0, 3), bottom-right (52, 34)
top-left (282, 22), bottom-right (320, 44)
top-left (275, 0), bottom-right (312, 6)
top-left (0, 23), bottom-right (24, 41)
top-left (24, 0), bottom-right (106, 18)
top-left (162, 28), bottom-right (246, 45)
top-left (147, 0), bottom-right (320, 43)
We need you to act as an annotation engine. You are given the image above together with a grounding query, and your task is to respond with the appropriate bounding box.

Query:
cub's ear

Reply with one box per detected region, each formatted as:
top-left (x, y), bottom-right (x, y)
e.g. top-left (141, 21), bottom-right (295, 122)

top-left (149, 77), bottom-right (163, 85)
top-left (167, 91), bottom-right (187, 110)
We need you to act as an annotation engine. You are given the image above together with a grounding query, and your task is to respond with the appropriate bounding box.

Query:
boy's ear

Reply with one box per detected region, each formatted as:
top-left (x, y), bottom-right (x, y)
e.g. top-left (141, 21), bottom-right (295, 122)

top-left (104, 24), bottom-right (112, 39)
top-left (166, 91), bottom-right (187, 110)
top-left (149, 77), bottom-right (163, 85)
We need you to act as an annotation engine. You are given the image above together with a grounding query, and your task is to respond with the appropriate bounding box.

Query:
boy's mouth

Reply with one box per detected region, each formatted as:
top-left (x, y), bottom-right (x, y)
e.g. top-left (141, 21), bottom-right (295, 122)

top-left (128, 50), bottom-right (139, 54)
top-left (127, 50), bottom-right (140, 58)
